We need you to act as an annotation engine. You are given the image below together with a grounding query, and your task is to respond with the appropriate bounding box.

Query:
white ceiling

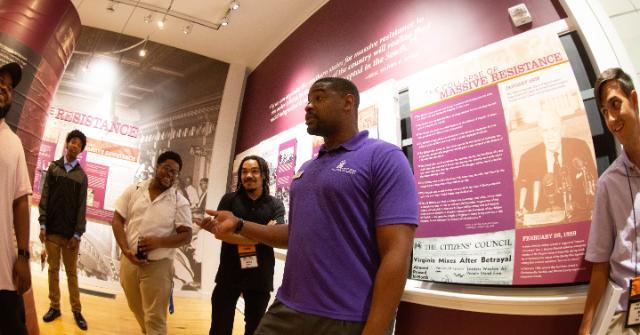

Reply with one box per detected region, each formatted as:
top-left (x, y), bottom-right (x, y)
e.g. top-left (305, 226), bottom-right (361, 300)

top-left (72, 0), bottom-right (329, 70)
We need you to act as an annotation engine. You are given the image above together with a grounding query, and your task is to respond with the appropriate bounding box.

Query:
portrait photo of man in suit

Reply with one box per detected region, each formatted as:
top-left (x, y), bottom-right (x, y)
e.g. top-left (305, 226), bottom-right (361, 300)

top-left (515, 109), bottom-right (596, 225)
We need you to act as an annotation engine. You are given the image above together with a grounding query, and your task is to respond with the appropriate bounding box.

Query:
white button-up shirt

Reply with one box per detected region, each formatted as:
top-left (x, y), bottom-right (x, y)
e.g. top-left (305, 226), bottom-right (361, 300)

top-left (586, 150), bottom-right (640, 311)
top-left (114, 179), bottom-right (192, 261)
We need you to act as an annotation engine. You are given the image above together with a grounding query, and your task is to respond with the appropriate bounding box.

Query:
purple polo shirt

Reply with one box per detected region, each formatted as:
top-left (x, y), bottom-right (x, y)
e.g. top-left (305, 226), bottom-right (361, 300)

top-left (277, 130), bottom-right (418, 321)
top-left (586, 150), bottom-right (640, 312)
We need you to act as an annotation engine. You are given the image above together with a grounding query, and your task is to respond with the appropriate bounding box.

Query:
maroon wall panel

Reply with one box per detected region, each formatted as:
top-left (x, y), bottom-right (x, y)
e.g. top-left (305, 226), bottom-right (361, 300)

top-left (237, 0), bottom-right (566, 153)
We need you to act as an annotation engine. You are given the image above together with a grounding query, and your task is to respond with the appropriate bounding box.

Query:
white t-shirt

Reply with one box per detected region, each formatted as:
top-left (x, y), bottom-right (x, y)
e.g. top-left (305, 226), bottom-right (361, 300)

top-left (0, 120), bottom-right (32, 291)
top-left (113, 179), bottom-right (192, 260)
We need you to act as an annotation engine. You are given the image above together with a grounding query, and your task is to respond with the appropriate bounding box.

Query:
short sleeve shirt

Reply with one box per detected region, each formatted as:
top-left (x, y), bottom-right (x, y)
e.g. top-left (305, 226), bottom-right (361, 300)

top-left (586, 151), bottom-right (640, 311)
top-left (113, 179), bottom-right (192, 261)
top-left (215, 191), bottom-right (286, 291)
top-left (0, 120), bottom-right (32, 290)
top-left (277, 131), bottom-right (418, 321)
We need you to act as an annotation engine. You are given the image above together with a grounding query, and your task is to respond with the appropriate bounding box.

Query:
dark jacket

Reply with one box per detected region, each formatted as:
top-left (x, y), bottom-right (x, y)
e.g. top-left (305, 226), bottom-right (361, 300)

top-left (38, 157), bottom-right (88, 238)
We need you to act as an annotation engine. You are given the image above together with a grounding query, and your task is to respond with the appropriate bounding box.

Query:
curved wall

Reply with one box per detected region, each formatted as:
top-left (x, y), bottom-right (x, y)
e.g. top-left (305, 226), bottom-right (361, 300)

top-left (0, 0), bottom-right (81, 179)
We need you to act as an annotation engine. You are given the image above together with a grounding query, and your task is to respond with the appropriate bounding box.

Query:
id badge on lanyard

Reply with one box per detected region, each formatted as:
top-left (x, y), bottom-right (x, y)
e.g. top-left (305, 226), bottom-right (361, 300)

top-left (238, 244), bottom-right (258, 269)
top-left (626, 165), bottom-right (640, 328)
top-left (628, 277), bottom-right (640, 327)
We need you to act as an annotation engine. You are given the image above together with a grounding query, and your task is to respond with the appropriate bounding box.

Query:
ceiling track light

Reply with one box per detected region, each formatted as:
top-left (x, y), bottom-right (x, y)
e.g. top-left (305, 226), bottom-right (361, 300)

top-left (157, 0), bottom-right (172, 29)
top-left (218, 0), bottom-right (239, 28)
top-left (107, 0), bottom-right (240, 31)
top-left (183, 24), bottom-right (193, 35)
top-left (139, 37), bottom-right (149, 57)
top-left (157, 15), bottom-right (167, 29)
top-left (143, 13), bottom-right (153, 23)
top-left (106, 1), bottom-right (116, 12)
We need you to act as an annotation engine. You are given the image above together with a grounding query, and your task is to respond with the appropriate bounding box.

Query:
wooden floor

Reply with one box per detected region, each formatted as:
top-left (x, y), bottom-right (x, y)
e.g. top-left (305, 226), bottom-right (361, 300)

top-left (31, 269), bottom-right (244, 334)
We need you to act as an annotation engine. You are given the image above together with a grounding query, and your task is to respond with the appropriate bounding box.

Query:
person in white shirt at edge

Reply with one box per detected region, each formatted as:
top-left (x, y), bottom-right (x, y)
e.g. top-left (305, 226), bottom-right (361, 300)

top-left (111, 150), bottom-right (193, 335)
top-left (0, 61), bottom-right (31, 335)
top-left (579, 68), bottom-right (640, 335)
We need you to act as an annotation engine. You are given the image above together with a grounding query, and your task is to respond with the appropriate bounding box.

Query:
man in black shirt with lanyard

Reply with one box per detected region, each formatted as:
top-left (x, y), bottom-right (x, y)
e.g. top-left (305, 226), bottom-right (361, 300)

top-left (209, 155), bottom-right (285, 335)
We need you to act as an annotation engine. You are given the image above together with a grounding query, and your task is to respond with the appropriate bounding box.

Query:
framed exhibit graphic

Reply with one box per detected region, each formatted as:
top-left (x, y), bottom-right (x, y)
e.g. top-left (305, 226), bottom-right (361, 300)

top-left (408, 25), bottom-right (595, 285)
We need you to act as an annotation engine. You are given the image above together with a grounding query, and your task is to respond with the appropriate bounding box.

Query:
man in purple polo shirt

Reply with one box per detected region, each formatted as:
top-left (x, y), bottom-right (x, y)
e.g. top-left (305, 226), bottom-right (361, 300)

top-left (199, 77), bottom-right (418, 334)
top-left (579, 68), bottom-right (640, 335)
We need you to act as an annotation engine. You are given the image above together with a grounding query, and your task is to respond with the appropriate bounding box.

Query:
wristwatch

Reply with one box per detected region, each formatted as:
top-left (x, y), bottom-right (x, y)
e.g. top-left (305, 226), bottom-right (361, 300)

top-left (234, 218), bottom-right (245, 234)
top-left (17, 249), bottom-right (30, 259)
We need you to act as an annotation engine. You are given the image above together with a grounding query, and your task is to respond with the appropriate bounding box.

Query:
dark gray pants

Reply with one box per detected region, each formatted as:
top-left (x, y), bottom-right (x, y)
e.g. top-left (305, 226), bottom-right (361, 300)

top-left (0, 290), bottom-right (27, 335)
top-left (254, 299), bottom-right (394, 335)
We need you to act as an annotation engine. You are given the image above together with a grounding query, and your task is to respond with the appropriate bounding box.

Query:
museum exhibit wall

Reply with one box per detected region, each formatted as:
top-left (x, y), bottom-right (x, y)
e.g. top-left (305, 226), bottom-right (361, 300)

top-left (3, 0), bottom-right (249, 303)
top-left (230, 0), bottom-right (634, 333)
top-left (28, 24), bottom-right (233, 298)
top-left (5, 0), bottom-right (637, 332)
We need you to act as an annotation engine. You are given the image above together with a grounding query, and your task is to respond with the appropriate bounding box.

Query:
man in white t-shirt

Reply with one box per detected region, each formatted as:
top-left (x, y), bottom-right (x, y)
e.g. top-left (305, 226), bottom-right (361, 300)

top-left (0, 62), bottom-right (32, 335)
top-left (111, 150), bottom-right (193, 335)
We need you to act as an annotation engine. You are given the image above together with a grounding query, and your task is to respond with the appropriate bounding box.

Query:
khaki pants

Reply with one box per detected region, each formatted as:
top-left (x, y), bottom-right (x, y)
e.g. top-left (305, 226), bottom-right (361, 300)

top-left (45, 234), bottom-right (81, 312)
top-left (608, 312), bottom-right (640, 335)
top-left (120, 256), bottom-right (173, 335)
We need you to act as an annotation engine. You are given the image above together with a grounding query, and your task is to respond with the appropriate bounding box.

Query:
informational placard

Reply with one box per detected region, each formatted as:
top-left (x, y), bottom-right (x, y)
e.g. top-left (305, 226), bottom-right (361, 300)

top-left (31, 107), bottom-right (140, 223)
top-left (409, 26), bottom-right (595, 285)
top-left (276, 139), bottom-right (297, 188)
top-left (275, 139), bottom-right (297, 223)
top-left (85, 162), bottom-right (110, 222)
top-left (32, 141), bottom-right (57, 203)
top-left (358, 105), bottom-right (379, 139)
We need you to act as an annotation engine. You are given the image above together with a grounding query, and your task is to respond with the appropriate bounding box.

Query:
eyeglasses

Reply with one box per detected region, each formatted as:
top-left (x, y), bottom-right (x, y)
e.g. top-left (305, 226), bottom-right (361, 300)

top-left (160, 164), bottom-right (180, 177)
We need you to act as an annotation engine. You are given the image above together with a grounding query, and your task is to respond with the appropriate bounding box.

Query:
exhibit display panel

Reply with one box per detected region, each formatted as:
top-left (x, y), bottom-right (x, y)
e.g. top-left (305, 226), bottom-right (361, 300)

top-left (236, 0), bottom-right (587, 289)
top-left (408, 26), bottom-right (595, 285)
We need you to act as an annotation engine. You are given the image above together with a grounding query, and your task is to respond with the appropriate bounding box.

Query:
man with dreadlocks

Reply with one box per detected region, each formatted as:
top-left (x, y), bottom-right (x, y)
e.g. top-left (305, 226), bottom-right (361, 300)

top-left (208, 155), bottom-right (285, 335)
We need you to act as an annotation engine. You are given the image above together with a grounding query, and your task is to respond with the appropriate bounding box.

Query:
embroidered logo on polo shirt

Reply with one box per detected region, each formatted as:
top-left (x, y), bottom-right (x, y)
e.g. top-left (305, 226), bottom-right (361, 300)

top-left (332, 160), bottom-right (357, 175)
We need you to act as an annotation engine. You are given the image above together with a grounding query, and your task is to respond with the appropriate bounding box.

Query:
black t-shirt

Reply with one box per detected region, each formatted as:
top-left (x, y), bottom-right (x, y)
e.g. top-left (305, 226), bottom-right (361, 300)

top-left (214, 191), bottom-right (285, 291)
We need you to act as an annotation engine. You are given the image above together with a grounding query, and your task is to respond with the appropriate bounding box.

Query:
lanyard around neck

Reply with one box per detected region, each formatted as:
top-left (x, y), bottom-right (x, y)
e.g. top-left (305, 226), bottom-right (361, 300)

top-left (625, 163), bottom-right (639, 277)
